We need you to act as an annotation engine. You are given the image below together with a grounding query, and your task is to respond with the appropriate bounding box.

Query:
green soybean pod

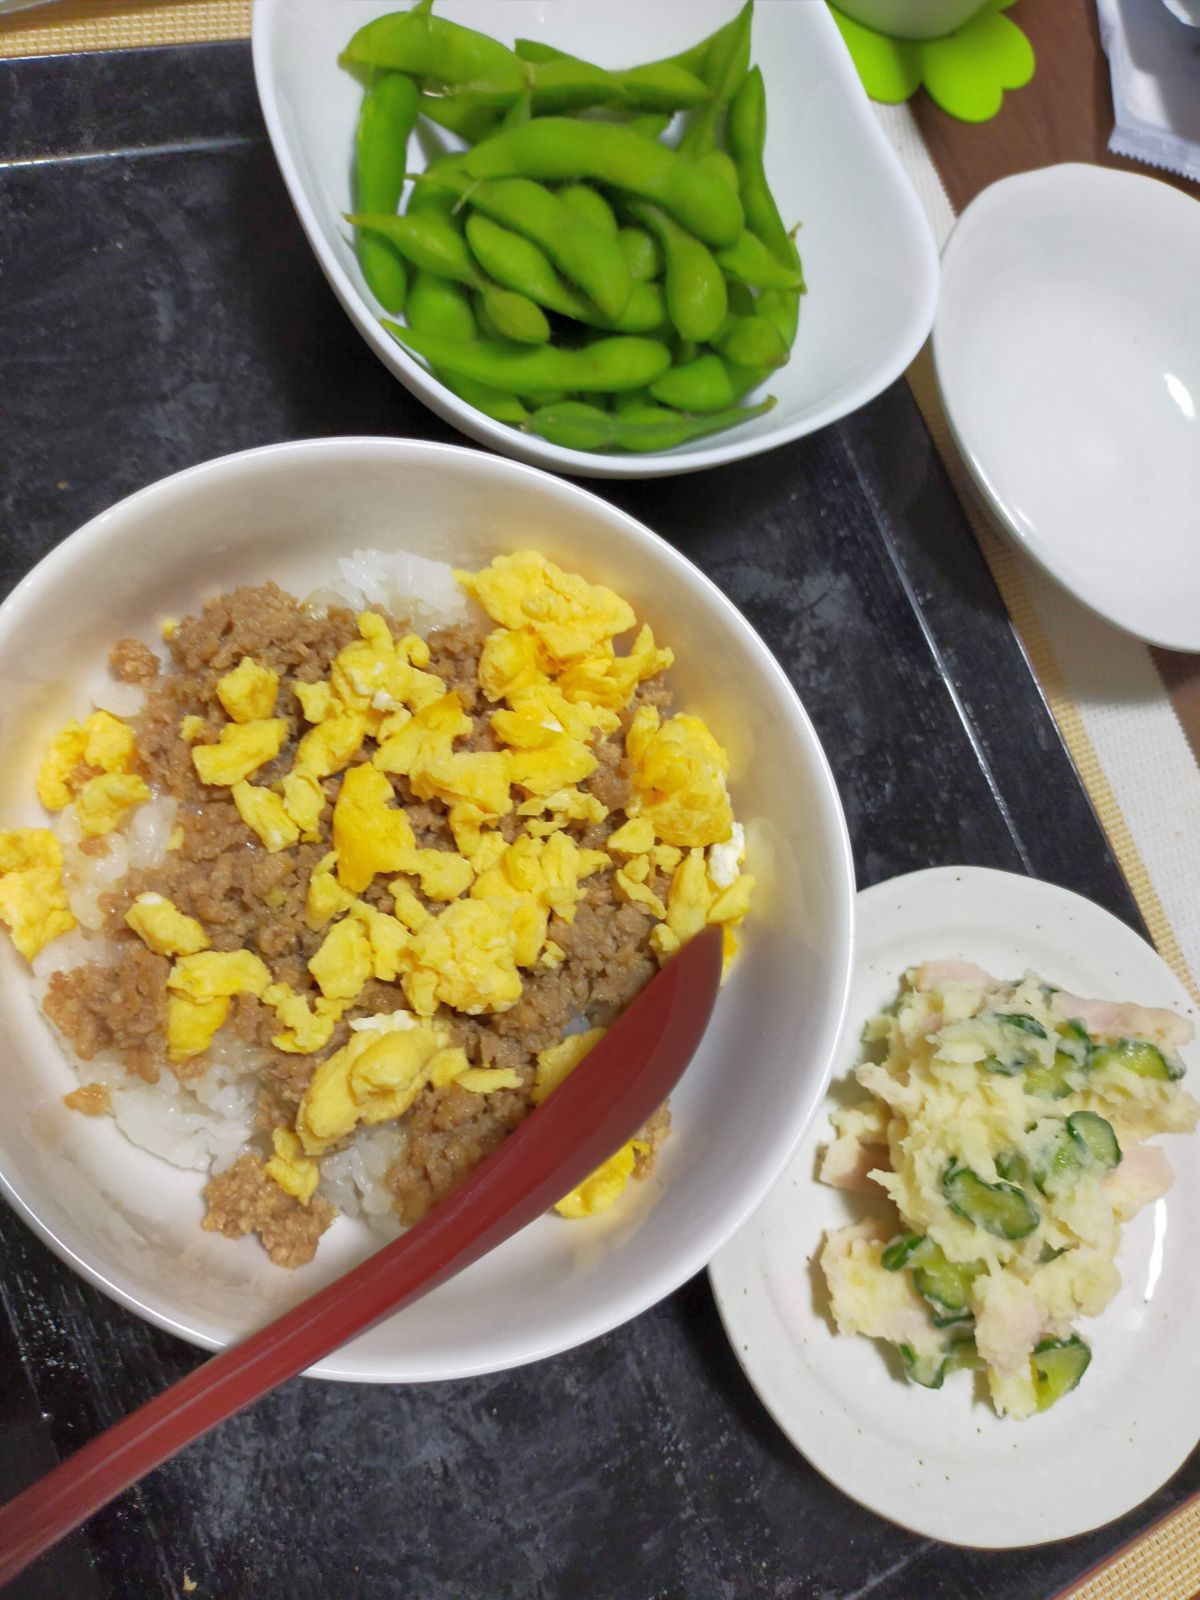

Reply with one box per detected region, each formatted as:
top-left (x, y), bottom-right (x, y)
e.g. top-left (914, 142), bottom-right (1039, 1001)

top-left (728, 65), bottom-right (795, 266)
top-left (559, 183), bottom-right (618, 239)
top-left (629, 201), bottom-right (726, 343)
top-left (528, 56), bottom-right (626, 114)
top-left (348, 209), bottom-right (477, 283)
top-left (697, 148), bottom-right (739, 192)
top-left (464, 119), bottom-right (743, 247)
top-left (500, 88), bottom-right (534, 129)
top-left (645, 6), bottom-right (754, 83)
top-left (458, 175), bottom-right (634, 320)
top-left (713, 312), bottom-right (787, 369)
top-left (417, 91), bottom-right (499, 143)
top-left (757, 286), bottom-right (801, 350)
top-left (406, 267), bottom-right (478, 340)
top-left (524, 394), bottom-right (776, 453)
top-left (354, 72), bottom-right (419, 313)
top-left (380, 321), bottom-right (673, 394)
top-left (618, 225), bottom-right (662, 283)
top-left (349, 212), bottom-right (549, 342)
top-left (465, 212), bottom-right (588, 317)
top-left (515, 39), bottom-right (711, 110)
top-left (405, 154), bottom-right (467, 219)
top-left (406, 272), bottom-right (528, 423)
top-left (716, 230), bottom-right (804, 290)
top-left (513, 38), bottom-right (566, 65)
top-left (340, 11), bottom-right (526, 104)
top-left (613, 62), bottom-right (714, 112)
top-left (474, 286), bottom-right (550, 344)
top-left (649, 352), bottom-right (766, 412)
top-left (625, 112), bottom-right (672, 140)
top-left (680, 0), bottom-right (753, 156)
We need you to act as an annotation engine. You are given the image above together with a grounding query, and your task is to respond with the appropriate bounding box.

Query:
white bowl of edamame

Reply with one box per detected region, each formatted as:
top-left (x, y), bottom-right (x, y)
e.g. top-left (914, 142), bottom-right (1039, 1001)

top-left (254, 0), bottom-right (939, 477)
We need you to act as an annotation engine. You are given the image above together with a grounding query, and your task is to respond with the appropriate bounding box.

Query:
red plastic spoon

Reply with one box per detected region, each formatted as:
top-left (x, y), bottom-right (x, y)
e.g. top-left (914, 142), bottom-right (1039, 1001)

top-left (0, 926), bottom-right (723, 1585)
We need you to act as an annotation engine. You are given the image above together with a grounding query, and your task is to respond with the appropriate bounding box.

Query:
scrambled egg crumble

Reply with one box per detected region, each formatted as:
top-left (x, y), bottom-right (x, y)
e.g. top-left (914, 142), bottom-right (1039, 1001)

top-left (819, 962), bottom-right (1198, 1417)
top-left (19, 550), bottom-right (755, 1264)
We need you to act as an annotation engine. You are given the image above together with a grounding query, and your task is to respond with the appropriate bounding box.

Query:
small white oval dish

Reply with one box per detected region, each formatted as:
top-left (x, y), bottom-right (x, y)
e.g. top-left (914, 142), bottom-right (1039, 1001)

top-left (709, 865), bottom-right (1200, 1548)
top-left (934, 165), bottom-right (1200, 652)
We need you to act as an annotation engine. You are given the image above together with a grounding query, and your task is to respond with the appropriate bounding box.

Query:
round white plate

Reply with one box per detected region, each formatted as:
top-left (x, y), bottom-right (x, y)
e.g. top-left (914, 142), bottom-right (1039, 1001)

top-left (933, 165), bottom-right (1200, 652)
top-left (709, 865), bottom-right (1200, 1548)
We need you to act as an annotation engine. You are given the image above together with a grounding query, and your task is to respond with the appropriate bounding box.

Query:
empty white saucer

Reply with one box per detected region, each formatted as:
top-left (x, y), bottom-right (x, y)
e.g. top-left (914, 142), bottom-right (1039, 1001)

top-left (934, 164), bottom-right (1200, 653)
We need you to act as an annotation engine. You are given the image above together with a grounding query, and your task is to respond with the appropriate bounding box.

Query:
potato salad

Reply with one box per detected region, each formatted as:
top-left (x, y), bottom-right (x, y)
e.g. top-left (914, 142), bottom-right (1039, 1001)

top-left (819, 961), bottom-right (1198, 1418)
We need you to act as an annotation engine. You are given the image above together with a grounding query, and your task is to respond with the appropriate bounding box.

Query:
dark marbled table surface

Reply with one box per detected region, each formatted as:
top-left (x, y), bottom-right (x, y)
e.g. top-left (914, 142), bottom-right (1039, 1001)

top-left (1, 39), bottom-right (1195, 1600)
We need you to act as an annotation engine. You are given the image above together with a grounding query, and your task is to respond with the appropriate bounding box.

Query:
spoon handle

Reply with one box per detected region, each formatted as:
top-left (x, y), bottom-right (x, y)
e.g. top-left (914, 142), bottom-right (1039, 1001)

top-left (0, 926), bottom-right (722, 1586)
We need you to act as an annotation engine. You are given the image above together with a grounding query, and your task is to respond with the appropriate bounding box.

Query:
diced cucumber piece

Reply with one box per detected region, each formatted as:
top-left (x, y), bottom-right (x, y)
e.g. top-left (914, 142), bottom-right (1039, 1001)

top-left (995, 1150), bottom-right (1034, 1189)
top-left (984, 1054), bottom-right (1026, 1077)
top-left (1058, 1018), bottom-right (1090, 1045)
top-left (1090, 1037), bottom-right (1183, 1081)
top-left (1067, 1111), bottom-right (1121, 1170)
top-left (931, 1307), bottom-right (974, 1330)
top-left (1024, 1052), bottom-right (1077, 1099)
top-left (946, 1336), bottom-right (983, 1373)
top-left (1031, 1335), bottom-right (1091, 1411)
top-left (944, 1161), bottom-right (1040, 1239)
top-left (881, 1232), bottom-right (929, 1272)
top-left (993, 1013), bottom-right (1048, 1039)
top-left (912, 1245), bottom-right (982, 1314)
top-left (1033, 1125), bottom-right (1081, 1195)
top-left (899, 1344), bottom-right (946, 1390)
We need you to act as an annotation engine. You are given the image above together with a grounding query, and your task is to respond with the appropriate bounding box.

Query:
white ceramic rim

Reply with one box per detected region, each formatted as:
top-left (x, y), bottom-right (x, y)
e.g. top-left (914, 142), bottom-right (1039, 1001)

top-left (0, 436), bottom-right (857, 1379)
top-left (250, 0), bottom-right (940, 480)
top-left (933, 163), bottom-right (1200, 654)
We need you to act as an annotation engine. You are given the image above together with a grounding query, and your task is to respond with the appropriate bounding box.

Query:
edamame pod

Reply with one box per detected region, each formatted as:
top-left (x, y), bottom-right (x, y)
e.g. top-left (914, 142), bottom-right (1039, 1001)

top-left (406, 154), bottom-right (467, 219)
top-left (681, 0), bottom-right (753, 156)
top-left (713, 311), bottom-right (787, 369)
top-left (464, 119), bottom-right (744, 247)
top-left (697, 149), bottom-right (740, 192)
top-left (559, 183), bottom-right (618, 238)
top-left (349, 212), bottom-right (549, 342)
top-left (716, 230), bottom-right (805, 290)
top-left (434, 173), bottom-right (632, 319)
top-left (528, 57), bottom-right (626, 114)
top-left (643, 6), bottom-right (754, 84)
top-left (465, 212), bottom-right (587, 317)
top-left (617, 226), bottom-right (663, 282)
top-left (624, 112), bottom-right (671, 140)
top-left (341, 11), bottom-right (526, 104)
top-left (629, 201), bottom-right (727, 343)
top-left (406, 268), bottom-right (478, 341)
top-left (464, 213), bottom-right (664, 333)
top-left (417, 90), bottom-right (499, 143)
top-left (381, 321), bottom-right (672, 393)
top-left (354, 72), bottom-right (419, 313)
top-left (728, 65), bottom-right (796, 266)
top-left (524, 395), bottom-right (775, 453)
top-left (649, 352), bottom-right (766, 412)
top-left (406, 271), bottom-right (529, 422)
top-left (757, 286), bottom-right (801, 349)
top-left (500, 88), bottom-right (533, 130)
top-left (514, 41), bottom-right (713, 112)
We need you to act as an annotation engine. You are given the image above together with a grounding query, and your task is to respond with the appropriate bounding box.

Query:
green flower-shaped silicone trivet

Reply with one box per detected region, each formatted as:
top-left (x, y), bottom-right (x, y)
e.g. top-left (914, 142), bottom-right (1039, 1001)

top-left (829, 0), bottom-right (1035, 122)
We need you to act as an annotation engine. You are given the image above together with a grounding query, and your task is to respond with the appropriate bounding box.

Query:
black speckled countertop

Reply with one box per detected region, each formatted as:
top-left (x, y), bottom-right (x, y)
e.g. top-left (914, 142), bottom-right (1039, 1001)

top-left (0, 40), bottom-right (1195, 1600)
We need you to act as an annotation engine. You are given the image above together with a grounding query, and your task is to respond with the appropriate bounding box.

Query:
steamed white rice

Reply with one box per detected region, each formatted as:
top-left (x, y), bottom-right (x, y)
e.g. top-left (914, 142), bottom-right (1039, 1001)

top-left (38, 548), bottom-right (465, 1229)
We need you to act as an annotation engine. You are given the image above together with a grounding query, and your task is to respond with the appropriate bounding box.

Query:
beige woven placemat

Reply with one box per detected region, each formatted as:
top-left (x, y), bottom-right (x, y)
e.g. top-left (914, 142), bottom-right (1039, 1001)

top-left (1049, 1493), bottom-right (1200, 1600)
top-left (0, 0), bottom-right (250, 57)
